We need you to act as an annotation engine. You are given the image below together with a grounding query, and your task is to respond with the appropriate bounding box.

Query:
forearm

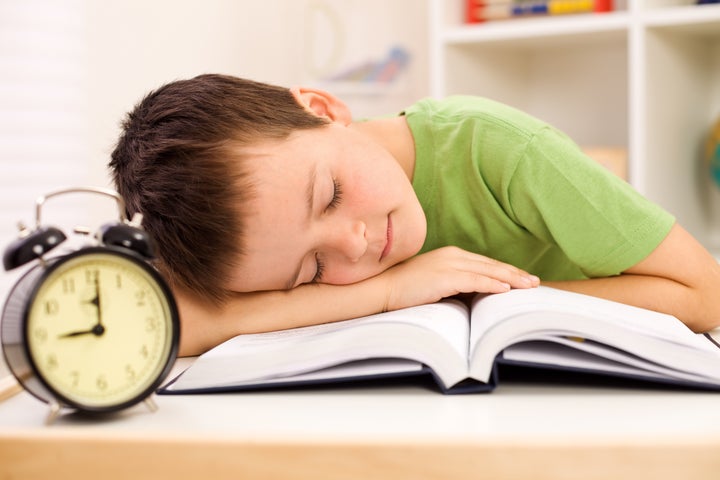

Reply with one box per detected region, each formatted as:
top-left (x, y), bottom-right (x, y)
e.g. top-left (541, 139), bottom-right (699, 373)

top-left (176, 246), bottom-right (540, 356)
top-left (176, 276), bottom-right (390, 356)
top-left (544, 273), bottom-right (720, 333)
top-left (545, 223), bottom-right (720, 334)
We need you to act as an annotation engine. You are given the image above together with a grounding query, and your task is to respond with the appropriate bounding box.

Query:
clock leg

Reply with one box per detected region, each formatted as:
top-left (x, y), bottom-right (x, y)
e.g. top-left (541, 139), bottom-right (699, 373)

top-left (143, 395), bottom-right (159, 413)
top-left (45, 401), bottom-right (62, 425)
top-left (0, 376), bottom-right (22, 402)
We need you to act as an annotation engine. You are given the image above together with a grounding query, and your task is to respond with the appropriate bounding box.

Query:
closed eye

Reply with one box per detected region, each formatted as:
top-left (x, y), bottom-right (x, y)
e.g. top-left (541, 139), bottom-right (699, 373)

top-left (312, 254), bottom-right (325, 283)
top-left (311, 178), bottom-right (342, 283)
top-left (327, 178), bottom-right (342, 211)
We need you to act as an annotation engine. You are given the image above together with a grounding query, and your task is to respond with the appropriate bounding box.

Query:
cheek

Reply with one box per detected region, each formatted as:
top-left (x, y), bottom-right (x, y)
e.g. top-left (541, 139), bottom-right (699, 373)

top-left (349, 169), bottom-right (401, 207)
top-left (323, 262), bottom-right (384, 285)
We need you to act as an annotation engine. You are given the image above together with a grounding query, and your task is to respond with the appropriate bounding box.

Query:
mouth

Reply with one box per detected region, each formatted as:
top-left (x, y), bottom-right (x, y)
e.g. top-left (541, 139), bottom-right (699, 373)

top-left (380, 215), bottom-right (393, 261)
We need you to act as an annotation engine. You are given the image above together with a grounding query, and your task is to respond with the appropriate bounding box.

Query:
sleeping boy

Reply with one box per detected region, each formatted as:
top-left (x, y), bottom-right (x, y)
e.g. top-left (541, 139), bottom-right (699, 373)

top-left (110, 74), bottom-right (720, 356)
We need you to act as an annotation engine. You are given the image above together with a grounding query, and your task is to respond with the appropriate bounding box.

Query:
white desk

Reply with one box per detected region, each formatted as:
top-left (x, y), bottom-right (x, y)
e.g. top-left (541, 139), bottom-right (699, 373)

top-left (2, 357), bottom-right (720, 479)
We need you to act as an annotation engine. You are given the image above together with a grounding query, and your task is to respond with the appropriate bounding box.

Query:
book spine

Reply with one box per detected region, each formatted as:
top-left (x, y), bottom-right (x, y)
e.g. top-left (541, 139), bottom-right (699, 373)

top-left (465, 0), bottom-right (613, 23)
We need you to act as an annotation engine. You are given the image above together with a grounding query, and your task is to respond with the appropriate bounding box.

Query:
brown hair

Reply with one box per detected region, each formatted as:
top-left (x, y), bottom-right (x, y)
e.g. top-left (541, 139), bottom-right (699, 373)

top-left (109, 74), bottom-right (329, 304)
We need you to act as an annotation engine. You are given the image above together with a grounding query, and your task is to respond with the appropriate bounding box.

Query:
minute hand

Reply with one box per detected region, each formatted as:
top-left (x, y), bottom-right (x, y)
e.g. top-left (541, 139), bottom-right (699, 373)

top-left (93, 272), bottom-right (103, 328)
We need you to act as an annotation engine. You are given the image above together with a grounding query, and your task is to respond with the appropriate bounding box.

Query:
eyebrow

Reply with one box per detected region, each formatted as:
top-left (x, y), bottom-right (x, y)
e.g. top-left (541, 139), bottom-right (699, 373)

top-left (284, 166), bottom-right (318, 290)
top-left (306, 165), bottom-right (316, 223)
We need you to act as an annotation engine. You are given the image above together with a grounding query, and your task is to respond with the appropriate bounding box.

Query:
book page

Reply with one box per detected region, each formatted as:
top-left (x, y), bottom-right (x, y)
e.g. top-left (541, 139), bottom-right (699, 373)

top-left (502, 341), bottom-right (670, 380)
top-left (467, 287), bottom-right (720, 383)
top-left (470, 287), bottom-right (706, 349)
top-left (203, 358), bottom-right (426, 388)
top-left (503, 338), bottom-right (719, 384)
top-left (167, 300), bottom-right (471, 392)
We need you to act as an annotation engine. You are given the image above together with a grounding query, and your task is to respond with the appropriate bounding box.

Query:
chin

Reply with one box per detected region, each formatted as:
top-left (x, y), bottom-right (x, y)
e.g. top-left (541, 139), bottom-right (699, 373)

top-left (407, 226), bottom-right (427, 257)
top-left (392, 242), bottom-right (422, 267)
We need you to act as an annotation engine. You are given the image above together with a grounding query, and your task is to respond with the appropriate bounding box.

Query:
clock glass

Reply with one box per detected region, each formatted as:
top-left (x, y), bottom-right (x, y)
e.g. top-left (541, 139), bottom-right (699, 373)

top-left (25, 249), bottom-right (176, 410)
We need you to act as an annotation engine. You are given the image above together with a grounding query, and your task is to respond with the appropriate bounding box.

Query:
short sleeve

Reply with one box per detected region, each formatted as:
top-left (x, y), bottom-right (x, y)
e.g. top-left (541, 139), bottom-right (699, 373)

top-left (506, 126), bottom-right (674, 277)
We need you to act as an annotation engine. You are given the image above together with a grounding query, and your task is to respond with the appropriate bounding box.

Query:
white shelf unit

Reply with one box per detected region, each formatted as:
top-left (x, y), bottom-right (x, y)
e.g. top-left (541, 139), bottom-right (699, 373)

top-left (429, 0), bottom-right (720, 254)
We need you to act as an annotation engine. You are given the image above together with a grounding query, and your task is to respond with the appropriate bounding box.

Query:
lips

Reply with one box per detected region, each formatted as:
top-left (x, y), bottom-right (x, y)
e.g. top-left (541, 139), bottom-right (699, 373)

top-left (380, 215), bottom-right (393, 261)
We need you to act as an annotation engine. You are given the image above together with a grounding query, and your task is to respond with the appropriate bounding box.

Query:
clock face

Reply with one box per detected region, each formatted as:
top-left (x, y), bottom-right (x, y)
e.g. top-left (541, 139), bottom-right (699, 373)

top-left (25, 250), bottom-right (177, 410)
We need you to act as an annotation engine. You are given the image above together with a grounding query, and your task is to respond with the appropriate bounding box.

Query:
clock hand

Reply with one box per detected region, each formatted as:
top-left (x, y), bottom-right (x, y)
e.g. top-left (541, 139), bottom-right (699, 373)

top-left (64, 272), bottom-right (106, 339)
top-left (84, 295), bottom-right (99, 307)
top-left (93, 272), bottom-right (103, 328)
top-left (58, 323), bottom-right (105, 338)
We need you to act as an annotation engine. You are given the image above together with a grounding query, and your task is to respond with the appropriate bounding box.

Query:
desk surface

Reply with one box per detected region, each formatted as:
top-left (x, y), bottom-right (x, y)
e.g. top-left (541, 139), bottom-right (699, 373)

top-left (2, 357), bottom-right (720, 479)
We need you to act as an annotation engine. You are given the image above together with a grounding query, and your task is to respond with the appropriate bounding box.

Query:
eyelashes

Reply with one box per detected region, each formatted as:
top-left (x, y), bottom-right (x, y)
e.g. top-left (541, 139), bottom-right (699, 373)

top-left (327, 178), bottom-right (342, 210)
top-left (312, 255), bottom-right (325, 283)
top-left (313, 178), bottom-right (342, 283)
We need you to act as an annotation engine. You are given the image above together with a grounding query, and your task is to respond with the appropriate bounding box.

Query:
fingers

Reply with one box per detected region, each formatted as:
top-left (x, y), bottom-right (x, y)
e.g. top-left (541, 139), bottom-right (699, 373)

top-left (381, 246), bottom-right (543, 312)
top-left (428, 246), bottom-right (540, 289)
top-left (464, 257), bottom-right (538, 289)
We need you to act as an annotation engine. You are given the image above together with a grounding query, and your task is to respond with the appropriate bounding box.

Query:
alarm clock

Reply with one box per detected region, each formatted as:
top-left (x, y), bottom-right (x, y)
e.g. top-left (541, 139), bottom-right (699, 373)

top-left (1, 187), bottom-right (180, 424)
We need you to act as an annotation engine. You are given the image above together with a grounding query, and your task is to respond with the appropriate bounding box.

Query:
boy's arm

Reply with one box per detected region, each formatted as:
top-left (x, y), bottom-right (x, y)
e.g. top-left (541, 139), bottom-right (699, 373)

top-left (176, 246), bottom-right (540, 356)
top-left (177, 223), bottom-right (720, 355)
top-left (544, 223), bottom-right (720, 333)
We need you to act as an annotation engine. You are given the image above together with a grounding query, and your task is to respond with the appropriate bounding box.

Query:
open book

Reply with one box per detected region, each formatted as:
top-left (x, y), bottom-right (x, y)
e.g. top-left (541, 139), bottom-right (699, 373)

top-left (160, 287), bottom-right (720, 394)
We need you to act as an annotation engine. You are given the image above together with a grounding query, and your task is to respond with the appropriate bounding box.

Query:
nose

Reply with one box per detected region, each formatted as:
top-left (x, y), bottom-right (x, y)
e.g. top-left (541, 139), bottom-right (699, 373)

top-left (326, 219), bottom-right (367, 262)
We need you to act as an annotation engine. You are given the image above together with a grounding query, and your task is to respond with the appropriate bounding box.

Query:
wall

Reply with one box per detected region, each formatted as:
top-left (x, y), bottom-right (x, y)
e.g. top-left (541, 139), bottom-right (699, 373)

top-left (85, 0), bottom-right (428, 192)
top-left (0, 0), bottom-right (428, 297)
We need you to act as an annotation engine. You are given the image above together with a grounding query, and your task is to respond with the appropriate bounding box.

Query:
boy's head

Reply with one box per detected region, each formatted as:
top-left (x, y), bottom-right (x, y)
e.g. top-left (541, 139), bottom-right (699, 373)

top-left (110, 74), bottom-right (328, 303)
top-left (110, 74), bottom-right (426, 304)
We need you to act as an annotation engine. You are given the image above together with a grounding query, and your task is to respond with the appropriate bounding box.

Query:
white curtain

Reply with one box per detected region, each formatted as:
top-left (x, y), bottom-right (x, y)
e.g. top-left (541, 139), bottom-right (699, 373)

top-left (0, 0), bottom-right (90, 297)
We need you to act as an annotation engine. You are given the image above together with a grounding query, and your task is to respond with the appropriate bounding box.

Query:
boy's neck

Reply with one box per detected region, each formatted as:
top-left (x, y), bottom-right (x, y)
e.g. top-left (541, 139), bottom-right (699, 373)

top-left (349, 116), bottom-right (416, 181)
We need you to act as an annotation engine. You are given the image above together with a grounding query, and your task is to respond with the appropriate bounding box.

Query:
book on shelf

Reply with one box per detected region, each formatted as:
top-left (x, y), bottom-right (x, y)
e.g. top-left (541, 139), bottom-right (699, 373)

top-left (160, 287), bottom-right (720, 395)
top-left (465, 0), bottom-right (614, 23)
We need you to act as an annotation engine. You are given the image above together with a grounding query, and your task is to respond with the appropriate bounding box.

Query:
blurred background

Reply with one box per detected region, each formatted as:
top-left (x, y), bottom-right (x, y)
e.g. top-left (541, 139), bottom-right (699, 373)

top-left (2, 0), bottom-right (720, 302)
top-left (0, 0), bottom-right (429, 296)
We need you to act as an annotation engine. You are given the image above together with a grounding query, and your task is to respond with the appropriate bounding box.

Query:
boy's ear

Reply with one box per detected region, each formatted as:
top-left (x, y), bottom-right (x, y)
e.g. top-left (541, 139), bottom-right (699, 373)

top-left (290, 86), bottom-right (353, 125)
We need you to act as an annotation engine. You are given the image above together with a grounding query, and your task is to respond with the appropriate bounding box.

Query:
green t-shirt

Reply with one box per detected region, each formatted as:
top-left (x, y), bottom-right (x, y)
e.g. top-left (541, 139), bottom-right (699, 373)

top-left (404, 96), bottom-right (674, 280)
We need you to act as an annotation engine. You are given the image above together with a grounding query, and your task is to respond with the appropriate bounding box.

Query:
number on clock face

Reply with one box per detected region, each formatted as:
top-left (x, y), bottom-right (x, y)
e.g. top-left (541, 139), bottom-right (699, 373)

top-left (26, 252), bottom-right (174, 408)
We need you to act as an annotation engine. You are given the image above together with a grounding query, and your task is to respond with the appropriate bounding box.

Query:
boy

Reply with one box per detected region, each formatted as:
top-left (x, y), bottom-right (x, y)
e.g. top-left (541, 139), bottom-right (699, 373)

top-left (110, 74), bottom-right (720, 356)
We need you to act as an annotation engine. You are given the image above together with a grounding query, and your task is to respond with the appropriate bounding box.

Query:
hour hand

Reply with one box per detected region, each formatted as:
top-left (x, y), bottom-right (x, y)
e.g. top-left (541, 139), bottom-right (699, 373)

top-left (84, 294), bottom-right (99, 309)
top-left (58, 324), bottom-right (105, 338)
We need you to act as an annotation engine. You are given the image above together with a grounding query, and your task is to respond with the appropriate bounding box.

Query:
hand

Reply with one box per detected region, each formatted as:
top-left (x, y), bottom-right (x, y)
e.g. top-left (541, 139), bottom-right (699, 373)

top-left (379, 246), bottom-right (540, 312)
top-left (90, 271), bottom-right (103, 329)
top-left (58, 323), bottom-right (105, 338)
top-left (60, 272), bottom-right (106, 339)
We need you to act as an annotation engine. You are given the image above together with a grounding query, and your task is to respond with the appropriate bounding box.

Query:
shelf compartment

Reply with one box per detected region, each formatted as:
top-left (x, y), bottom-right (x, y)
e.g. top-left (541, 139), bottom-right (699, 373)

top-left (643, 20), bottom-right (720, 250)
top-left (441, 32), bottom-right (628, 148)
top-left (642, 3), bottom-right (720, 32)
